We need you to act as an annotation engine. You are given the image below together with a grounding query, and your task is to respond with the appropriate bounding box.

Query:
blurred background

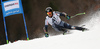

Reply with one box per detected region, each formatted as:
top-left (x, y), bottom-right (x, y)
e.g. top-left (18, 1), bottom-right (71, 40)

top-left (0, 0), bottom-right (100, 45)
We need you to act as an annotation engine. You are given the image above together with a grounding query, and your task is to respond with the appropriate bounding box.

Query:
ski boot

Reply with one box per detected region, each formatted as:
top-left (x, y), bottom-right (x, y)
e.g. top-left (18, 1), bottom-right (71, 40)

top-left (82, 28), bottom-right (89, 32)
top-left (63, 30), bottom-right (69, 35)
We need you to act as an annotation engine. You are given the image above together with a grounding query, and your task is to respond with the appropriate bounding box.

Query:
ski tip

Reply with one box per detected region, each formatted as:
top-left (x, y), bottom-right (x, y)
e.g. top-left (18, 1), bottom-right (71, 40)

top-left (82, 28), bottom-right (89, 32)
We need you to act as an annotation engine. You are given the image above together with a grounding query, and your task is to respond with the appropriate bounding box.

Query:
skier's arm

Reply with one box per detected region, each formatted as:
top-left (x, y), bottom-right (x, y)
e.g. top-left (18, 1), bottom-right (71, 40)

top-left (44, 18), bottom-right (49, 37)
top-left (60, 12), bottom-right (71, 20)
top-left (44, 25), bottom-right (48, 33)
top-left (55, 11), bottom-right (71, 20)
top-left (44, 18), bottom-right (48, 32)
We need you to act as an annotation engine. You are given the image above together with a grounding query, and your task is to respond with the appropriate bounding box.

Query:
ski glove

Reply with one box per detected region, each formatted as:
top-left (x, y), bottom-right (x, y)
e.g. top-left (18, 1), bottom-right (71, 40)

top-left (66, 15), bottom-right (71, 20)
top-left (45, 32), bottom-right (49, 37)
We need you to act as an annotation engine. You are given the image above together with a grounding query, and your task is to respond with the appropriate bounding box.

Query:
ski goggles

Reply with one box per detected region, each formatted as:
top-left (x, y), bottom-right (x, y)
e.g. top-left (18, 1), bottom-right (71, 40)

top-left (47, 12), bottom-right (52, 15)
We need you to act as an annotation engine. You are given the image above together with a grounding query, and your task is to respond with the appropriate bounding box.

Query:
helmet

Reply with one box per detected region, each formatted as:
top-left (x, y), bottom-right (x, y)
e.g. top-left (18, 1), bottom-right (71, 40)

top-left (45, 7), bottom-right (53, 13)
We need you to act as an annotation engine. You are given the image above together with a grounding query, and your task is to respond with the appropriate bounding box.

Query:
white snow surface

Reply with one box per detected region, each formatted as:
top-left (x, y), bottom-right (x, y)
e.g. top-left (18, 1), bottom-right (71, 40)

top-left (0, 11), bottom-right (100, 49)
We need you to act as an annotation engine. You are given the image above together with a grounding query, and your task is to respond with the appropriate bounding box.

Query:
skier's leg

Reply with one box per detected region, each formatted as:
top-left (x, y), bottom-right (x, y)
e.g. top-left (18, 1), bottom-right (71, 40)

top-left (75, 26), bottom-right (88, 31)
top-left (63, 23), bottom-right (86, 31)
top-left (63, 23), bottom-right (72, 29)
top-left (52, 24), bottom-right (63, 32)
top-left (52, 23), bottom-right (68, 33)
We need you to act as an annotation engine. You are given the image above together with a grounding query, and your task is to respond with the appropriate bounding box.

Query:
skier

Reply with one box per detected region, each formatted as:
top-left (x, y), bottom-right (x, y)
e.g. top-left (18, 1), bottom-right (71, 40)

top-left (44, 7), bottom-right (87, 37)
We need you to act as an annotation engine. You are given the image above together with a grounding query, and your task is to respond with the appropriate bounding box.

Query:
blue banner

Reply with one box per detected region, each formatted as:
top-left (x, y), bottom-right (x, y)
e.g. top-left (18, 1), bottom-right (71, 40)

top-left (1, 0), bottom-right (23, 17)
top-left (1, 0), bottom-right (29, 44)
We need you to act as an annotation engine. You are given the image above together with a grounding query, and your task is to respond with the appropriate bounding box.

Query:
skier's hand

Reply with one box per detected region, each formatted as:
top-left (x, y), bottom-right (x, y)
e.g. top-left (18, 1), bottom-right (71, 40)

top-left (45, 32), bottom-right (49, 37)
top-left (66, 15), bottom-right (71, 20)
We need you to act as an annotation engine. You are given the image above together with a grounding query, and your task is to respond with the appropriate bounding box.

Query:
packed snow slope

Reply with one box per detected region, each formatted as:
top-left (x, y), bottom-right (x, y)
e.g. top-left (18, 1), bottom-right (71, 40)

top-left (0, 11), bottom-right (100, 49)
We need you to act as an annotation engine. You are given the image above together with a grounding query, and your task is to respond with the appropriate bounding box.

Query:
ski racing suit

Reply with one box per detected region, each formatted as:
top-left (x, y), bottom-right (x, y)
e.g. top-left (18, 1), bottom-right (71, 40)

top-left (45, 11), bottom-right (84, 32)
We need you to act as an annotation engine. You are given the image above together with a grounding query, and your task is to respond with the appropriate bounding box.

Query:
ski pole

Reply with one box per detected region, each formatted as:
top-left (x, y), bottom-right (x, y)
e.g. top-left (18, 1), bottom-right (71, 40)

top-left (71, 12), bottom-right (86, 18)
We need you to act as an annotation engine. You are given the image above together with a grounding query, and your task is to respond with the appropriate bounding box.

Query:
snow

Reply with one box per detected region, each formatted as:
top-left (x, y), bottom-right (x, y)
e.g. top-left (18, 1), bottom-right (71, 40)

top-left (0, 11), bottom-right (100, 49)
